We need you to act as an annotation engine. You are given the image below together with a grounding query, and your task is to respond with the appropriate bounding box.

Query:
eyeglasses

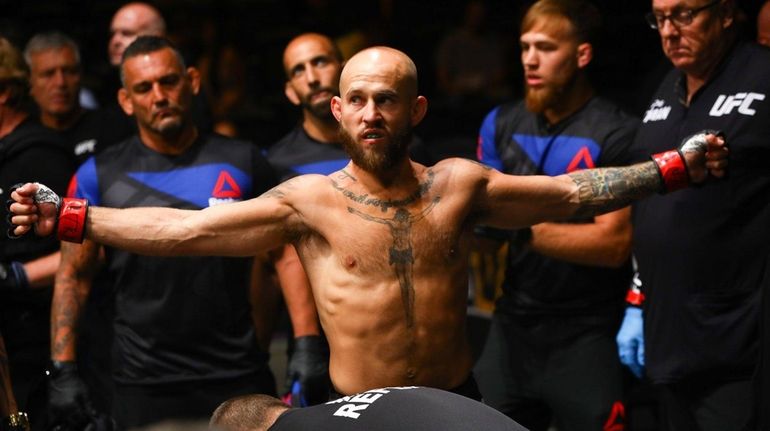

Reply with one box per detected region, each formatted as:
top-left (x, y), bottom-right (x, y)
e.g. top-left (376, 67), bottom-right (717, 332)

top-left (645, 0), bottom-right (721, 30)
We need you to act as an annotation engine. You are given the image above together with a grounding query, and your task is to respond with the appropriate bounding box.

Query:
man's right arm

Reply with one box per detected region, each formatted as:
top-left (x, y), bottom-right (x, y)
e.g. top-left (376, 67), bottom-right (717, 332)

top-left (9, 176), bottom-right (313, 257)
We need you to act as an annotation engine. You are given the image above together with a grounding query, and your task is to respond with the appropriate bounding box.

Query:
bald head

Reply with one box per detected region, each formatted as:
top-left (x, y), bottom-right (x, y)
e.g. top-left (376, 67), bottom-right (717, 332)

top-left (283, 33), bottom-right (342, 77)
top-left (340, 47), bottom-right (419, 99)
top-left (109, 2), bottom-right (166, 66)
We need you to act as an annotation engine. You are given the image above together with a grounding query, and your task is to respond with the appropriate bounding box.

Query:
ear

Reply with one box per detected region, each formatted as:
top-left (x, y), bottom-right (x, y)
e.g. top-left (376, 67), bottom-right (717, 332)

top-left (410, 96), bottom-right (428, 126)
top-left (117, 88), bottom-right (134, 116)
top-left (331, 96), bottom-right (343, 122)
top-left (720, 0), bottom-right (735, 29)
top-left (186, 67), bottom-right (201, 95)
top-left (284, 82), bottom-right (301, 106)
top-left (576, 43), bottom-right (593, 69)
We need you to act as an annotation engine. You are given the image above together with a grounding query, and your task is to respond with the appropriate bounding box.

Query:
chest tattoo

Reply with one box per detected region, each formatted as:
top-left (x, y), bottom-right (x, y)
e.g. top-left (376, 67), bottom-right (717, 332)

top-left (347, 197), bottom-right (440, 328)
top-left (332, 170), bottom-right (435, 212)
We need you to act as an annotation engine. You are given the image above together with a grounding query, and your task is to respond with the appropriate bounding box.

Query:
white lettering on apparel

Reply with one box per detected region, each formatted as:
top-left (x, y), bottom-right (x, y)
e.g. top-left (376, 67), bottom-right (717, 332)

top-left (709, 92), bottom-right (766, 117)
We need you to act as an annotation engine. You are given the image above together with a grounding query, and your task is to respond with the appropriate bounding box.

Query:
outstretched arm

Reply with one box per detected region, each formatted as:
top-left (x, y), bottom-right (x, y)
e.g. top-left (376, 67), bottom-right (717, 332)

top-left (477, 132), bottom-right (727, 229)
top-left (9, 177), bottom-right (311, 257)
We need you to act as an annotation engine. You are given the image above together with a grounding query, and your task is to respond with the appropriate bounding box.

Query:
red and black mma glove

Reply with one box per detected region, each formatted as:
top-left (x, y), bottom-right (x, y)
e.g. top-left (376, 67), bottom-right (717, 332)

top-left (651, 130), bottom-right (724, 193)
top-left (6, 183), bottom-right (88, 243)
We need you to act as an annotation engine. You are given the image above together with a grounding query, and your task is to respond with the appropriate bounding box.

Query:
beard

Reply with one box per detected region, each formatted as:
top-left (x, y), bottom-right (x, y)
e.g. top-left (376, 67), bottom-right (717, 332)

top-left (301, 89), bottom-right (336, 121)
top-left (338, 124), bottom-right (412, 176)
top-left (524, 71), bottom-right (577, 114)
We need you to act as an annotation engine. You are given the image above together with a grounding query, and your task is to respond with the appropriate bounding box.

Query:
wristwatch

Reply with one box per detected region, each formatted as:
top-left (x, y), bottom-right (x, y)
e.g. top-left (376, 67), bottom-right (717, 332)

top-left (2, 412), bottom-right (30, 431)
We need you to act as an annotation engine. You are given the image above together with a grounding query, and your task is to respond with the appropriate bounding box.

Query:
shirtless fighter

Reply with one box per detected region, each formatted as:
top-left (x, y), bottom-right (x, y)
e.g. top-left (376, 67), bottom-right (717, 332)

top-left (8, 46), bottom-right (727, 400)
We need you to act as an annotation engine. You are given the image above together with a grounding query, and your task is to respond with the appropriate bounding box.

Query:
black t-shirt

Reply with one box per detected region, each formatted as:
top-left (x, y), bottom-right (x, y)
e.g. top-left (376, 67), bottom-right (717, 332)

top-left (477, 97), bottom-right (638, 320)
top-left (0, 117), bottom-right (75, 348)
top-left (630, 41), bottom-right (770, 384)
top-left (70, 133), bottom-right (277, 385)
top-left (270, 386), bottom-right (528, 431)
top-left (54, 108), bottom-right (135, 165)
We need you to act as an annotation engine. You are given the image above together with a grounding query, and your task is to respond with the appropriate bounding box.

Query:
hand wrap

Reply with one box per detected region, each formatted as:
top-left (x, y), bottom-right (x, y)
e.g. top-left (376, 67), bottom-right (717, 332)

top-left (57, 198), bottom-right (88, 243)
top-left (651, 130), bottom-right (722, 193)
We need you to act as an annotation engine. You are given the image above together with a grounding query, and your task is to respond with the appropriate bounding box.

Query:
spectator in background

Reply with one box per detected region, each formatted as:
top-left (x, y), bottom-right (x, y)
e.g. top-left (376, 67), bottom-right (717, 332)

top-left (616, 0), bottom-right (770, 429)
top-left (45, 36), bottom-right (279, 430)
top-left (758, 0), bottom-right (770, 47)
top-left (101, 2), bottom-right (212, 135)
top-left (0, 36), bottom-right (75, 431)
top-left (25, 31), bottom-right (133, 164)
top-left (473, 1), bottom-right (637, 430)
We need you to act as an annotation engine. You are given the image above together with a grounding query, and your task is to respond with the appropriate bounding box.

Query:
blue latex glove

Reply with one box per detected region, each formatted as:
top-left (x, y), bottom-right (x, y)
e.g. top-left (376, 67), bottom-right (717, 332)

top-left (616, 307), bottom-right (645, 379)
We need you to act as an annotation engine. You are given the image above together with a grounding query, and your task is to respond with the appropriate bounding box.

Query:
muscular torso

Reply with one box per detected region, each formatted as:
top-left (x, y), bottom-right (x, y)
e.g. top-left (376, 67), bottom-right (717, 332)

top-left (290, 160), bottom-right (480, 394)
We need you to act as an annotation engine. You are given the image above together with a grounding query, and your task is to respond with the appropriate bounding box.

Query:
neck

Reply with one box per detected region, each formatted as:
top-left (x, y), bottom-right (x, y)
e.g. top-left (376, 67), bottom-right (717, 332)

top-left (41, 107), bottom-right (83, 131)
top-left (302, 113), bottom-right (339, 144)
top-left (543, 78), bottom-right (594, 125)
top-left (138, 125), bottom-right (198, 155)
top-left (348, 157), bottom-right (418, 195)
top-left (0, 108), bottom-right (28, 139)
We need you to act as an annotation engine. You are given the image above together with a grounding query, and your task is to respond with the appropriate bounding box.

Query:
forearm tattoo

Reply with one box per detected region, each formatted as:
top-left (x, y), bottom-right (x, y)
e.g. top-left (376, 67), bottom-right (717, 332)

top-left (569, 162), bottom-right (662, 218)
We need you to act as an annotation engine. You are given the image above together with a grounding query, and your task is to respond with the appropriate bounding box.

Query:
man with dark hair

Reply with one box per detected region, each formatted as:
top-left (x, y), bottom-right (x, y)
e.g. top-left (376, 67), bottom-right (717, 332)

top-left (211, 386), bottom-right (528, 431)
top-left (473, 1), bottom-right (636, 429)
top-left (42, 36), bottom-right (279, 430)
top-left (9, 46), bottom-right (727, 407)
top-left (0, 36), bottom-right (74, 431)
top-left (616, 0), bottom-right (770, 429)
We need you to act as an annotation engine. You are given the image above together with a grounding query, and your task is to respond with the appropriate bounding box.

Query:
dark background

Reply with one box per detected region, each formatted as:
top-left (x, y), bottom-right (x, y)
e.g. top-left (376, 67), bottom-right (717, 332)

top-left (1, 0), bottom-right (766, 156)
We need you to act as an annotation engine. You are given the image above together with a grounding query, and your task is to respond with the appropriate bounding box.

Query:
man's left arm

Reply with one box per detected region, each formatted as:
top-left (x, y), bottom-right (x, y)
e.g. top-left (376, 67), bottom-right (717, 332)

top-left (477, 131), bottom-right (727, 229)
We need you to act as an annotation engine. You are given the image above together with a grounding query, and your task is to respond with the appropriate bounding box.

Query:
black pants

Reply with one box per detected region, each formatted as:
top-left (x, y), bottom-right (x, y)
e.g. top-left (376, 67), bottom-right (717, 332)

top-left (113, 368), bottom-right (276, 430)
top-left (656, 378), bottom-right (754, 431)
top-left (474, 313), bottom-right (626, 431)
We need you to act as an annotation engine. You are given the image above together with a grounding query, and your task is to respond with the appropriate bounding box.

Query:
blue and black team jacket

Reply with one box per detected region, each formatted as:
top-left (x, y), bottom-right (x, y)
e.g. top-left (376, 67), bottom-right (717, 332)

top-left (477, 97), bottom-right (638, 320)
top-left (68, 134), bottom-right (277, 385)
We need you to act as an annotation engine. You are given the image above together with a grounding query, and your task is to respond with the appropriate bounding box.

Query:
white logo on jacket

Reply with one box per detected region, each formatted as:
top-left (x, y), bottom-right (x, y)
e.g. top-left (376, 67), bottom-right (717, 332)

top-left (709, 92), bottom-right (765, 117)
top-left (643, 99), bottom-right (672, 123)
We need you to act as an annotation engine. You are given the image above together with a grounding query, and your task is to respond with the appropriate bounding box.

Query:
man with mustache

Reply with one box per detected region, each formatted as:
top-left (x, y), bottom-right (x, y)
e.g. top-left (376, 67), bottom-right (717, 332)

top-left (42, 36), bottom-right (279, 430)
top-left (8, 45), bottom-right (727, 407)
top-left (473, 1), bottom-right (637, 429)
top-left (617, 0), bottom-right (770, 429)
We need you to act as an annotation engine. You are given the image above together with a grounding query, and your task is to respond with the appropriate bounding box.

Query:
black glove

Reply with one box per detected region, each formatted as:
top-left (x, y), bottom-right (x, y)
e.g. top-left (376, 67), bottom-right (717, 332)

top-left (0, 261), bottom-right (28, 292)
top-left (48, 361), bottom-right (98, 431)
top-left (285, 335), bottom-right (329, 407)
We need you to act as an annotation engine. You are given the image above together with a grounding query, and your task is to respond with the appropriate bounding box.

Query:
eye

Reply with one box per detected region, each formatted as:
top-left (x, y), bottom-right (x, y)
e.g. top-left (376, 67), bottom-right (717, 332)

top-left (133, 83), bottom-right (151, 94)
top-left (159, 75), bottom-right (181, 87)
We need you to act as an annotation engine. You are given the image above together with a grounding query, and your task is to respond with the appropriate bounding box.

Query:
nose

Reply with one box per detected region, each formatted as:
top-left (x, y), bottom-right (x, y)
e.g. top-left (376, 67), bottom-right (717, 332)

top-left (522, 47), bottom-right (537, 69)
top-left (52, 69), bottom-right (66, 86)
top-left (151, 83), bottom-right (168, 104)
top-left (304, 66), bottom-right (319, 86)
top-left (362, 99), bottom-right (381, 124)
top-left (658, 18), bottom-right (679, 38)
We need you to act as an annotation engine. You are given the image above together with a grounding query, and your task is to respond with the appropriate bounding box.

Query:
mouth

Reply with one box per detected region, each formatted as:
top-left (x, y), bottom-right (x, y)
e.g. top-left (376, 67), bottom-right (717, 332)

top-left (526, 75), bottom-right (544, 87)
top-left (361, 129), bottom-right (386, 144)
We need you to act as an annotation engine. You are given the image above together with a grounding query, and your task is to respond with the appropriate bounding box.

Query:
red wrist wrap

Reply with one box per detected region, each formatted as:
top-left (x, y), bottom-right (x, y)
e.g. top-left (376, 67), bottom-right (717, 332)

top-left (625, 289), bottom-right (645, 307)
top-left (57, 198), bottom-right (88, 243)
top-left (651, 150), bottom-right (689, 193)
